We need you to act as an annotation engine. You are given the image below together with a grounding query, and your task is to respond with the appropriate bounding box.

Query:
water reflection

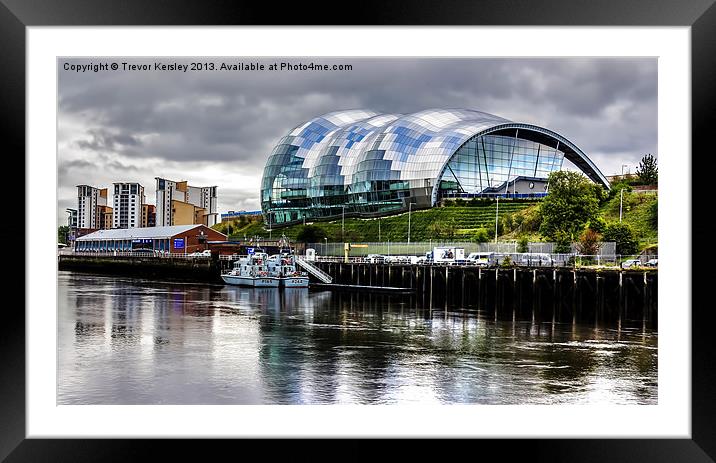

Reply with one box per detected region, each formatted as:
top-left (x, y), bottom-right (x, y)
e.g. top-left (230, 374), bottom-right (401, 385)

top-left (58, 271), bottom-right (657, 405)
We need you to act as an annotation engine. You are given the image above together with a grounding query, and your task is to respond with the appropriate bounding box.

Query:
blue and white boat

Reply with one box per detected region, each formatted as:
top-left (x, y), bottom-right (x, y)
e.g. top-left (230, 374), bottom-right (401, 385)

top-left (221, 252), bottom-right (280, 287)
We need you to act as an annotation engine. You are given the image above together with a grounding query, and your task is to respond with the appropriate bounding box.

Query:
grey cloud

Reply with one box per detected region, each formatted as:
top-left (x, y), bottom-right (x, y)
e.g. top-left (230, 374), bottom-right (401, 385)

top-left (76, 128), bottom-right (141, 152)
top-left (58, 57), bottom-right (657, 225)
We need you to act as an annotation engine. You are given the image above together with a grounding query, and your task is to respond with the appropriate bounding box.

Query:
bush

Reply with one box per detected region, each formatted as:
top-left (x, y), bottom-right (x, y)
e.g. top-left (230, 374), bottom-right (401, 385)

top-left (517, 235), bottom-right (529, 253)
top-left (608, 182), bottom-right (633, 201)
top-left (502, 213), bottom-right (514, 232)
top-left (469, 198), bottom-right (491, 207)
top-left (500, 255), bottom-right (514, 268)
top-left (474, 227), bottom-right (490, 243)
top-left (576, 228), bottom-right (602, 255)
top-left (553, 230), bottom-right (572, 254)
top-left (520, 206), bottom-right (543, 232)
top-left (649, 200), bottom-right (658, 229)
top-left (588, 216), bottom-right (607, 234)
top-left (296, 225), bottom-right (327, 243)
top-left (603, 222), bottom-right (639, 255)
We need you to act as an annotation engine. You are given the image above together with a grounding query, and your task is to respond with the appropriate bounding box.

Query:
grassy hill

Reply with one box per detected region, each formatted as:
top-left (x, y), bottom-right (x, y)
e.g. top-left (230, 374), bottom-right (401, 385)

top-left (600, 189), bottom-right (658, 248)
top-left (213, 191), bottom-right (658, 250)
top-left (213, 200), bottom-right (535, 243)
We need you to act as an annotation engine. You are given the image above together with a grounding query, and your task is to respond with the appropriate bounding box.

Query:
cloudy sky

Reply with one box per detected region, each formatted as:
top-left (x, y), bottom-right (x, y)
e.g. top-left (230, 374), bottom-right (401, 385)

top-left (58, 57), bottom-right (657, 226)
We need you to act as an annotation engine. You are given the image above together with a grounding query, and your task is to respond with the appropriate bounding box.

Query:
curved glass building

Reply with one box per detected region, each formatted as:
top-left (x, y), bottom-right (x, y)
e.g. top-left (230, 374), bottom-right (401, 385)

top-left (261, 109), bottom-right (609, 225)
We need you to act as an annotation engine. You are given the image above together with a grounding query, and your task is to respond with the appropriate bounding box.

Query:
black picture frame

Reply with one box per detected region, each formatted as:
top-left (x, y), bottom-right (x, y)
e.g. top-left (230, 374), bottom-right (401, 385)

top-left (3, 0), bottom-right (714, 460)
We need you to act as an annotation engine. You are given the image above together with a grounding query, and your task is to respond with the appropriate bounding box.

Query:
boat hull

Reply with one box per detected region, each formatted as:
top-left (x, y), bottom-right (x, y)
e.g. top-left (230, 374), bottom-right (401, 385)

top-left (221, 274), bottom-right (280, 287)
top-left (281, 277), bottom-right (310, 288)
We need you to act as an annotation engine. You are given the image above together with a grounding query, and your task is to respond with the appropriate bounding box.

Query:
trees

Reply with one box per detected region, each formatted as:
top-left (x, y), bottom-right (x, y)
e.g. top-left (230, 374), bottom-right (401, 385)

top-left (539, 171), bottom-right (601, 243)
top-left (603, 222), bottom-right (639, 255)
top-left (58, 226), bottom-right (69, 245)
top-left (295, 224), bottom-right (327, 243)
top-left (636, 153), bottom-right (658, 185)
top-left (576, 228), bottom-right (602, 256)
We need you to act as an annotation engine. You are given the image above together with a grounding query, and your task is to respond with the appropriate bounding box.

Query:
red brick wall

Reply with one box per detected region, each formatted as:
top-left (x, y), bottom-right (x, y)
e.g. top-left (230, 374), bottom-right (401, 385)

top-left (170, 226), bottom-right (226, 253)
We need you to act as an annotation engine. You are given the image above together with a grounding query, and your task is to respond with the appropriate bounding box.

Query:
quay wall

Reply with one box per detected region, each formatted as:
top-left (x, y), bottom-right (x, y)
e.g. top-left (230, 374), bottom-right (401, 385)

top-left (58, 255), bottom-right (657, 326)
top-left (58, 254), bottom-right (222, 283)
top-left (313, 262), bottom-right (658, 327)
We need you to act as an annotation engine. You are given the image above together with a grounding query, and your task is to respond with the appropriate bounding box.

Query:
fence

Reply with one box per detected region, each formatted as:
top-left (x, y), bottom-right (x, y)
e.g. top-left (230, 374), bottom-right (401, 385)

top-left (312, 253), bottom-right (657, 268)
top-left (62, 250), bottom-right (211, 259)
top-left (307, 241), bottom-right (617, 258)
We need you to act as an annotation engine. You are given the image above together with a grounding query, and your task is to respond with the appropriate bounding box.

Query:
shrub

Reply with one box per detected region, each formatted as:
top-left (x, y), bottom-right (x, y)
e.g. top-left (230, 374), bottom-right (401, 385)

top-left (474, 227), bottom-right (490, 243)
top-left (603, 222), bottom-right (639, 255)
top-left (576, 228), bottom-right (602, 256)
top-left (517, 235), bottom-right (529, 253)
top-left (553, 230), bottom-right (572, 254)
top-left (500, 255), bottom-right (514, 268)
top-left (296, 224), bottom-right (327, 243)
top-left (588, 216), bottom-right (607, 234)
top-left (649, 200), bottom-right (658, 229)
top-left (502, 213), bottom-right (514, 232)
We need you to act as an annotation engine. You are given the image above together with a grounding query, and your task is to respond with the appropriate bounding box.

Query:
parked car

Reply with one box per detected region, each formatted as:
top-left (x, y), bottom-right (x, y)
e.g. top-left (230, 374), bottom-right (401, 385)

top-left (644, 258), bottom-right (658, 267)
top-left (518, 253), bottom-right (553, 267)
top-left (386, 255), bottom-right (413, 264)
top-left (621, 258), bottom-right (642, 269)
top-left (366, 254), bottom-right (385, 264)
top-left (188, 250), bottom-right (212, 257)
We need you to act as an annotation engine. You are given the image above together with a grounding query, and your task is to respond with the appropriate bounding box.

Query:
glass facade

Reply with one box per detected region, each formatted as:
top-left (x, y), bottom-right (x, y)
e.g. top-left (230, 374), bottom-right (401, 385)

top-left (438, 132), bottom-right (563, 197)
top-left (260, 109), bottom-right (608, 225)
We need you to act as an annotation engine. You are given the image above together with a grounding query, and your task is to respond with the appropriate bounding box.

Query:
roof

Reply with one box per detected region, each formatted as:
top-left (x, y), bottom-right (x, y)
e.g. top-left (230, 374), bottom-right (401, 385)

top-left (76, 224), bottom-right (225, 241)
top-left (261, 109), bottom-right (609, 203)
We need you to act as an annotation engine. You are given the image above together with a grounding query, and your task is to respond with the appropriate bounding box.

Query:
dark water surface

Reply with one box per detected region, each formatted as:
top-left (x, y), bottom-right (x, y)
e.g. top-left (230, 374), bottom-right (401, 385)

top-left (58, 271), bottom-right (657, 404)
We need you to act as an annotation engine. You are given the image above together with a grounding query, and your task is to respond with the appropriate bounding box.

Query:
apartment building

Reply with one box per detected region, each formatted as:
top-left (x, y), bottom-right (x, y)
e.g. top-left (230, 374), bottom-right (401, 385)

top-left (112, 182), bottom-right (145, 229)
top-left (155, 177), bottom-right (218, 227)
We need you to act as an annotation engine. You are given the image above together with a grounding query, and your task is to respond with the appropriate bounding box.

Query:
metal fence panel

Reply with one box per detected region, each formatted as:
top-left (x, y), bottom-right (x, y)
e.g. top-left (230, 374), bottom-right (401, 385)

top-left (307, 241), bottom-right (618, 258)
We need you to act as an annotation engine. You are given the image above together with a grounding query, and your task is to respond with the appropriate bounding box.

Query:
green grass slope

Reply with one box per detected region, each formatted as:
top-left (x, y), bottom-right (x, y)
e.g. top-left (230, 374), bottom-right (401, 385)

top-left (600, 190), bottom-right (658, 248)
top-left (212, 191), bottom-right (658, 249)
top-left (213, 201), bottom-right (535, 243)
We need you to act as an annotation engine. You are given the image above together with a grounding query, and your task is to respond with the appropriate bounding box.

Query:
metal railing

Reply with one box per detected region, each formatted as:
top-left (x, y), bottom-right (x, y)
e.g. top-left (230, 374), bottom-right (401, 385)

top-left (307, 241), bottom-right (617, 257)
top-left (295, 256), bottom-right (333, 283)
top-left (62, 250), bottom-right (212, 259)
top-left (309, 253), bottom-right (657, 269)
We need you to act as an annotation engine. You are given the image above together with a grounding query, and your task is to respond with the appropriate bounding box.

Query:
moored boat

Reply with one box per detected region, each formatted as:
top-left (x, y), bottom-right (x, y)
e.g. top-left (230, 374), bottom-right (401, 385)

top-left (267, 253), bottom-right (310, 288)
top-left (221, 252), bottom-right (280, 287)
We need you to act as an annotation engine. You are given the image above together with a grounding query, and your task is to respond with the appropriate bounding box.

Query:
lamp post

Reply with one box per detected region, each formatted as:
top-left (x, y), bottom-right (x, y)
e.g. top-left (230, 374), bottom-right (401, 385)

top-left (342, 206), bottom-right (345, 242)
top-left (324, 237), bottom-right (327, 256)
top-left (619, 188), bottom-right (625, 223)
top-left (494, 195), bottom-right (500, 243)
top-left (378, 217), bottom-right (381, 242)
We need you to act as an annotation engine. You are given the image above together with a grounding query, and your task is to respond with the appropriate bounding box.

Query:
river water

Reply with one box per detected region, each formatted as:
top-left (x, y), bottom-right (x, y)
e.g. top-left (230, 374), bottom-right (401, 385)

top-left (58, 271), bottom-right (657, 404)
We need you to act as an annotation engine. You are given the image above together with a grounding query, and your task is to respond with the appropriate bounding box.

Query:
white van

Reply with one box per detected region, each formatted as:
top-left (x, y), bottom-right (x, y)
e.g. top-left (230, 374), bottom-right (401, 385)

top-left (466, 252), bottom-right (492, 267)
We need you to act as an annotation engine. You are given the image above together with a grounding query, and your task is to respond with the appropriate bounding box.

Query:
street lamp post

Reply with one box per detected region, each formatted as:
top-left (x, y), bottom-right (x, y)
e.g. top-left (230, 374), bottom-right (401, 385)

top-left (494, 195), bottom-right (500, 243)
top-left (324, 237), bottom-right (327, 256)
top-left (619, 188), bottom-right (625, 223)
top-left (378, 217), bottom-right (381, 242)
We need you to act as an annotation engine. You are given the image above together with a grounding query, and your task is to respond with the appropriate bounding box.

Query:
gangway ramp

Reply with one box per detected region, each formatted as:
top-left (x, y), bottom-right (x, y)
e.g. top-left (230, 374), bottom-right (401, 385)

top-left (295, 256), bottom-right (333, 283)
